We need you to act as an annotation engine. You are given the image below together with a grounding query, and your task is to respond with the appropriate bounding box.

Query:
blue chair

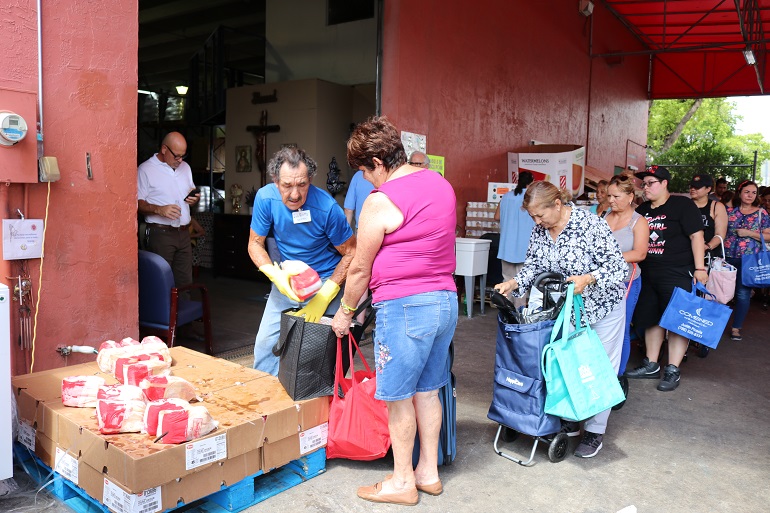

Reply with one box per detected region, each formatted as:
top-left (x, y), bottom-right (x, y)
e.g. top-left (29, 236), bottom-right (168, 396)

top-left (138, 250), bottom-right (213, 354)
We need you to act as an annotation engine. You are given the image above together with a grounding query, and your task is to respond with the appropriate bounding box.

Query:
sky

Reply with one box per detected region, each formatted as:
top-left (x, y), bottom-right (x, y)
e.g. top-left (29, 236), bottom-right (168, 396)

top-left (731, 96), bottom-right (770, 140)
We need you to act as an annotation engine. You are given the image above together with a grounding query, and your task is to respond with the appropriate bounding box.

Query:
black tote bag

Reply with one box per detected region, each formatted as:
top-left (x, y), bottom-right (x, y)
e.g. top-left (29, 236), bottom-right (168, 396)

top-left (272, 309), bottom-right (339, 401)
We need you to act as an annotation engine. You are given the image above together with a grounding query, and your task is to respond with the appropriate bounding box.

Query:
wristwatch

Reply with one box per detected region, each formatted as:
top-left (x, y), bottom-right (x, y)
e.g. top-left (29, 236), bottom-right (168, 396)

top-left (339, 299), bottom-right (356, 315)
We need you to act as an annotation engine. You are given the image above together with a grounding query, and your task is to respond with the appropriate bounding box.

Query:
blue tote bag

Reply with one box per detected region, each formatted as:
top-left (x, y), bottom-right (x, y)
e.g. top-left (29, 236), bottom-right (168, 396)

top-left (741, 223), bottom-right (770, 288)
top-left (542, 284), bottom-right (625, 422)
top-left (659, 282), bottom-right (731, 349)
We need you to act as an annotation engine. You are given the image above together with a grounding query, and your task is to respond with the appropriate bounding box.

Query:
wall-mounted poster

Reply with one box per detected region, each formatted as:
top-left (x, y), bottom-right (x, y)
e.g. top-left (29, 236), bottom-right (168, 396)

top-left (400, 131), bottom-right (426, 157)
top-left (235, 145), bottom-right (252, 173)
top-left (427, 154), bottom-right (445, 176)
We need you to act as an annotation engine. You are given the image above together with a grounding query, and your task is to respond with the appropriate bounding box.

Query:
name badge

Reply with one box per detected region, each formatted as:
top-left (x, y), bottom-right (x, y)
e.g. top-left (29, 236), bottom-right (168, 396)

top-left (293, 210), bottom-right (312, 224)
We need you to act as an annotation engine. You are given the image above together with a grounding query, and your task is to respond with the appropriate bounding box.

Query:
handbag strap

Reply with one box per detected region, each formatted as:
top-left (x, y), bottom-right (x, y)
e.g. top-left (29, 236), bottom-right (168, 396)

top-left (574, 293), bottom-right (586, 328)
top-left (692, 281), bottom-right (717, 302)
top-left (550, 283), bottom-right (575, 345)
top-left (333, 332), bottom-right (372, 398)
top-left (272, 314), bottom-right (300, 357)
top-left (625, 263), bottom-right (637, 298)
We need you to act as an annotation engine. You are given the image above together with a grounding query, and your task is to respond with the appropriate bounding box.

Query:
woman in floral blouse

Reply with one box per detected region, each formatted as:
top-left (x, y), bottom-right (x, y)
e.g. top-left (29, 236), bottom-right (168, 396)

top-left (724, 180), bottom-right (770, 341)
top-left (494, 181), bottom-right (626, 459)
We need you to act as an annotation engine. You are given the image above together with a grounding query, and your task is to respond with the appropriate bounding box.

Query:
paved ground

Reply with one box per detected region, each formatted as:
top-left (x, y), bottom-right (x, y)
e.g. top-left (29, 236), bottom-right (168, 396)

top-left (4, 274), bottom-right (769, 512)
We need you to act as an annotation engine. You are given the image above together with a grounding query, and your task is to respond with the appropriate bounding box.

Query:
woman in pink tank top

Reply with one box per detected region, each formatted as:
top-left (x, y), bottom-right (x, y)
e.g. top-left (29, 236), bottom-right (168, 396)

top-left (331, 116), bottom-right (458, 506)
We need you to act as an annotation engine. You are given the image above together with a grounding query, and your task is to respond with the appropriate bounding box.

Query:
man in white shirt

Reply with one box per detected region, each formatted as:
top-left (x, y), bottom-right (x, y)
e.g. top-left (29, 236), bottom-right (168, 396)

top-left (138, 132), bottom-right (200, 289)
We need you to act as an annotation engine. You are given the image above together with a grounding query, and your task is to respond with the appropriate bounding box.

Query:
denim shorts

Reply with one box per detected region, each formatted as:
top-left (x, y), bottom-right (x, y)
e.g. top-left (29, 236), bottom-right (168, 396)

top-left (372, 290), bottom-right (458, 401)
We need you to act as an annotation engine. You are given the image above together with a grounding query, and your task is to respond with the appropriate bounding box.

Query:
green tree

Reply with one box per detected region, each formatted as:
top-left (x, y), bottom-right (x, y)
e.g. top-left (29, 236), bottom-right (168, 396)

top-left (646, 98), bottom-right (770, 192)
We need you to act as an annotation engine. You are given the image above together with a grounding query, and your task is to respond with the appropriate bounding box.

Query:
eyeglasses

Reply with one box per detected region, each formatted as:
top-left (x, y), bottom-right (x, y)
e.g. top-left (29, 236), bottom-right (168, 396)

top-left (408, 161), bottom-right (425, 166)
top-left (165, 145), bottom-right (187, 161)
top-left (641, 180), bottom-right (661, 189)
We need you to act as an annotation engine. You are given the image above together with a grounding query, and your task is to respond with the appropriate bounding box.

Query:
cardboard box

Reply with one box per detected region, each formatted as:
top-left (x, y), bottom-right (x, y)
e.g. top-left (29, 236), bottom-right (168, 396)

top-left (12, 347), bottom-right (328, 495)
top-left (13, 363), bottom-right (115, 441)
top-left (76, 446), bottom-right (264, 512)
top-left (508, 144), bottom-right (585, 197)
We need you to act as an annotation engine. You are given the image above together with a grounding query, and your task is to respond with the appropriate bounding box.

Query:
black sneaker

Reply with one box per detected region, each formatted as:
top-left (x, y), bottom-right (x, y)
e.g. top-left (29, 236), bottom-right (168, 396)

top-left (657, 364), bottom-right (681, 392)
top-left (624, 357), bottom-right (661, 379)
top-left (574, 431), bottom-right (603, 458)
top-left (559, 420), bottom-right (580, 437)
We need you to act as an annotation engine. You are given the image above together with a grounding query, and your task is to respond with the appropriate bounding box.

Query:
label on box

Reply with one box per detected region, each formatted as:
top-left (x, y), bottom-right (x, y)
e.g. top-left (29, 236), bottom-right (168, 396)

top-left (18, 421), bottom-right (35, 451)
top-left (54, 447), bottom-right (79, 484)
top-left (185, 433), bottom-right (227, 470)
top-left (299, 422), bottom-right (328, 455)
top-left (103, 479), bottom-right (162, 513)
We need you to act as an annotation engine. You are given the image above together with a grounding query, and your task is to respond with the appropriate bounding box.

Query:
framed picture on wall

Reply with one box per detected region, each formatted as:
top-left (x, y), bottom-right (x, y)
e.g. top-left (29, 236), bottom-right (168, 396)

top-left (235, 145), bottom-right (252, 173)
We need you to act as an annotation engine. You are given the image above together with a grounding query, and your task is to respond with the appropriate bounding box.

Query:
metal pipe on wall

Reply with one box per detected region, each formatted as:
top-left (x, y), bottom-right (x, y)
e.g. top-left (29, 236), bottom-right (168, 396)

top-left (375, 0), bottom-right (383, 116)
top-left (37, 0), bottom-right (44, 155)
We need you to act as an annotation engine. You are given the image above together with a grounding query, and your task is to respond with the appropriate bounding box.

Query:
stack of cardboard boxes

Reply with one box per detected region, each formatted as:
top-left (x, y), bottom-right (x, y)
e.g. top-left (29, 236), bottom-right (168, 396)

top-left (12, 347), bottom-right (329, 512)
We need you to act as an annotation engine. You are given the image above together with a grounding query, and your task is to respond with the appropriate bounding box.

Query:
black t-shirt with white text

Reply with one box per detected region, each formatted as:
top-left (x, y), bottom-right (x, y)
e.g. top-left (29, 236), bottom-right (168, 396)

top-left (636, 195), bottom-right (704, 269)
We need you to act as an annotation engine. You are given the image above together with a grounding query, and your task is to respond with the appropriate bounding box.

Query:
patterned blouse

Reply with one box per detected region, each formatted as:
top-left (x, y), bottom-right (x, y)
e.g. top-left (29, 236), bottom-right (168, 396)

top-left (724, 207), bottom-right (770, 259)
top-left (512, 204), bottom-right (627, 325)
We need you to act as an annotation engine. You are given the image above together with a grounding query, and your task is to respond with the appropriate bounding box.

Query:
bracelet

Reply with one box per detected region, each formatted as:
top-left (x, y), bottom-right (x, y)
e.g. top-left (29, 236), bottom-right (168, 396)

top-left (339, 299), bottom-right (356, 315)
top-left (695, 268), bottom-right (707, 272)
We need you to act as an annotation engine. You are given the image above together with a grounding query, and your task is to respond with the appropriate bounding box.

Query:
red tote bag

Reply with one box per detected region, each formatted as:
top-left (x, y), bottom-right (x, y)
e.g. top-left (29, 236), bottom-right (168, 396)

top-left (326, 333), bottom-right (391, 460)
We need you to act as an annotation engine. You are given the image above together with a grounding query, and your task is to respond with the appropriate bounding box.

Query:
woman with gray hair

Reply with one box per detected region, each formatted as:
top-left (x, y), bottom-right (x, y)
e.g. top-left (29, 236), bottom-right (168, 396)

top-left (494, 181), bottom-right (627, 458)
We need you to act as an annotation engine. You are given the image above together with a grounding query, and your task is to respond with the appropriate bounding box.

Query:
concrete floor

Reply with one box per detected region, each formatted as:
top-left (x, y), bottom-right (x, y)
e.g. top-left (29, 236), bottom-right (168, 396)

top-left (5, 271), bottom-right (769, 513)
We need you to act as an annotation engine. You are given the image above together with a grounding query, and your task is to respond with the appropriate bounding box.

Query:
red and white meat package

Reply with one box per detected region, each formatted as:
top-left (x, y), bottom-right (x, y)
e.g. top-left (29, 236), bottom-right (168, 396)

top-left (143, 398), bottom-right (189, 436)
top-left (283, 260), bottom-right (322, 300)
top-left (139, 375), bottom-right (199, 402)
top-left (62, 376), bottom-right (106, 407)
top-left (96, 384), bottom-right (147, 434)
top-left (97, 336), bottom-right (171, 374)
top-left (144, 399), bottom-right (218, 444)
top-left (114, 356), bottom-right (170, 386)
top-left (97, 384), bottom-right (146, 402)
top-left (96, 398), bottom-right (147, 434)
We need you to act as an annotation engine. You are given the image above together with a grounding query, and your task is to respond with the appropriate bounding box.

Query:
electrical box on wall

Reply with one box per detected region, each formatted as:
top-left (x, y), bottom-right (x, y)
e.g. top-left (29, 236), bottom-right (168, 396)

top-left (0, 88), bottom-right (39, 183)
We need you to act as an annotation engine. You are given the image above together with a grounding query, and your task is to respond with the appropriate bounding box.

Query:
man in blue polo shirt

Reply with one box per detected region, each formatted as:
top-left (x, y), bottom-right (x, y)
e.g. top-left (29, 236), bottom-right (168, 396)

top-left (248, 146), bottom-right (356, 375)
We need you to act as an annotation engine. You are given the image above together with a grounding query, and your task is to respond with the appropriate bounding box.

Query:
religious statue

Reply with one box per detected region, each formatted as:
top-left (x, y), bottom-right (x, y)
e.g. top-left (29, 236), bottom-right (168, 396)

top-left (230, 183), bottom-right (244, 214)
top-left (326, 157), bottom-right (346, 197)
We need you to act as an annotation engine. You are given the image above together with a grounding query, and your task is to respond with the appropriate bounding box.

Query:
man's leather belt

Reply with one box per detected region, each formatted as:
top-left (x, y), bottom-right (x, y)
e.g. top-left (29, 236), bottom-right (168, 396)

top-left (146, 222), bottom-right (190, 231)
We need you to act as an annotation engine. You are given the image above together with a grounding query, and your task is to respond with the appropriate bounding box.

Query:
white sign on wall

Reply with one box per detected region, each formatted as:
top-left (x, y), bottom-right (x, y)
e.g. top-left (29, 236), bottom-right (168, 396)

top-left (401, 131), bottom-right (426, 158)
top-left (2, 219), bottom-right (44, 260)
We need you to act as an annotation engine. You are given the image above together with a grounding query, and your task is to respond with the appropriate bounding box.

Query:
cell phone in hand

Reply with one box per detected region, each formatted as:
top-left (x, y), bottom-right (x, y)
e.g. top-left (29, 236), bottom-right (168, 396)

top-left (187, 189), bottom-right (199, 198)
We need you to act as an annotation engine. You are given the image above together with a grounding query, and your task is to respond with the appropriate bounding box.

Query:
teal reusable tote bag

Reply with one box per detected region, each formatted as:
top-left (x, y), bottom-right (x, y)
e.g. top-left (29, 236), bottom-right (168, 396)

top-left (542, 284), bottom-right (625, 421)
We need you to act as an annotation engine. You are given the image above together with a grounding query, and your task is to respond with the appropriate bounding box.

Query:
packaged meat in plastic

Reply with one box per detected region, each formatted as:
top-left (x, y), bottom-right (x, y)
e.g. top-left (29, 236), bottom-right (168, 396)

top-left (97, 345), bottom-right (123, 373)
top-left (139, 375), bottom-right (199, 402)
top-left (187, 405), bottom-right (219, 440)
top-left (97, 336), bottom-right (171, 374)
top-left (139, 336), bottom-right (171, 363)
top-left (96, 399), bottom-right (146, 434)
top-left (98, 340), bottom-right (120, 351)
top-left (113, 354), bottom-right (169, 385)
top-left (62, 376), bottom-right (106, 408)
top-left (97, 384), bottom-right (146, 403)
top-left (122, 359), bottom-right (170, 387)
top-left (283, 260), bottom-right (322, 300)
top-left (144, 398), bottom-right (189, 436)
top-left (120, 337), bottom-right (140, 347)
top-left (156, 404), bottom-right (218, 444)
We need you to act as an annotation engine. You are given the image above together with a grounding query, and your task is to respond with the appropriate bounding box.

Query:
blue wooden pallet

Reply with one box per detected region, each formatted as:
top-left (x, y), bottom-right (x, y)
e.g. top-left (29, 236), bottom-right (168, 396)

top-left (13, 443), bottom-right (326, 513)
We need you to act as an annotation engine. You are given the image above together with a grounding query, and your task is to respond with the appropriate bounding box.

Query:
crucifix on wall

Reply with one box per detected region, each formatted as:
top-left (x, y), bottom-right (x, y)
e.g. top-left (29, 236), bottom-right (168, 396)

top-left (246, 110), bottom-right (280, 187)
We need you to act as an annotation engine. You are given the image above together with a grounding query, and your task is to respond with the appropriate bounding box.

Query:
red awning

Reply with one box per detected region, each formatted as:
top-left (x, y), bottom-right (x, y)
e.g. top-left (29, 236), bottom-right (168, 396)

top-left (599, 0), bottom-right (770, 98)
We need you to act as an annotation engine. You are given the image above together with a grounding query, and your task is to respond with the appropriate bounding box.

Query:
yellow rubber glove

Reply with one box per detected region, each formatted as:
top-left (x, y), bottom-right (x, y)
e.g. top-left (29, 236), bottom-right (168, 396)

top-left (258, 262), bottom-right (301, 302)
top-left (294, 280), bottom-right (340, 323)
